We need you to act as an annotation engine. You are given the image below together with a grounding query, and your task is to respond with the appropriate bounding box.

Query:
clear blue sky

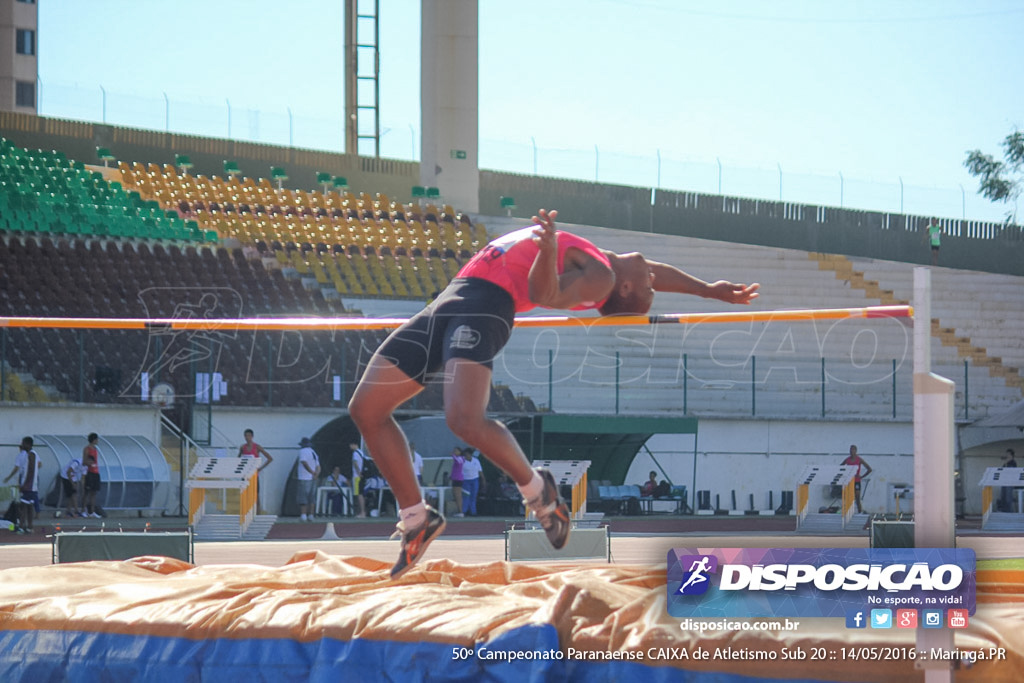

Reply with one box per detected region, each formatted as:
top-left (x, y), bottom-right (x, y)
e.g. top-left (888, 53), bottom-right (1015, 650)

top-left (37, 0), bottom-right (1024, 222)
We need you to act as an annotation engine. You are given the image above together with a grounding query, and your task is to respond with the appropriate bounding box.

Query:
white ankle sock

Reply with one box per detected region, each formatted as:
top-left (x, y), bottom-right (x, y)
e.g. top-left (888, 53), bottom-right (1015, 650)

top-left (518, 471), bottom-right (544, 505)
top-left (400, 501), bottom-right (427, 529)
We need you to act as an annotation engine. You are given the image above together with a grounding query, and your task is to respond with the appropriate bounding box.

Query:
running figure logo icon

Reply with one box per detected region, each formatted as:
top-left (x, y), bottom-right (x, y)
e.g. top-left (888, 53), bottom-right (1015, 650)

top-left (676, 554), bottom-right (718, 595)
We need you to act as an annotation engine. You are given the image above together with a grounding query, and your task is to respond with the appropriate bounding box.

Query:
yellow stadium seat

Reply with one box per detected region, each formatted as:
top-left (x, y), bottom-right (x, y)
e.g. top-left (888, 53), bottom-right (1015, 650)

top-left (27, 384), bottom-right (48, 403)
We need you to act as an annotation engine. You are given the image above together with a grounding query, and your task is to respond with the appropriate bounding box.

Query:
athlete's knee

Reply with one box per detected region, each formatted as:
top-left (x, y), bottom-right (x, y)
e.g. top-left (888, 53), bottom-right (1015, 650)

top-left (445, 409), bottom-right (489, 445)
top-left (348, 393), bottom-right (382, 431)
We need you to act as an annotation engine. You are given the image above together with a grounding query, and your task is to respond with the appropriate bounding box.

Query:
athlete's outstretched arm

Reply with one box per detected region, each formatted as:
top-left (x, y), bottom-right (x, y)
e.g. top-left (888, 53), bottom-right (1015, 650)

top-left (648, 260), bottom-right (759, 304)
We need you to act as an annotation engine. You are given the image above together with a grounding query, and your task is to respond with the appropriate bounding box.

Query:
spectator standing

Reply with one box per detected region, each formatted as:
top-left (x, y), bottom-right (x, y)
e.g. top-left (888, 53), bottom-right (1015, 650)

top-left (841, 445), bottom-right (873, 514)
top-left (239, 429), bottom-right (273, 512)
top-left (460, 448), bottom-right (486, 516)
top-left (82, 433), bottom-right (103, 518)
top-left (59, 454), bottom-right (86, 517)
top-left (1002, 448), bottom-right (1019, 512)
top-left (450, 447), bottom-right (465, 517)
top-left (239, 429), bottom-right (274, 472)
top-left (350, 443), bottom-right (367, 517)
top-left (296, 437), bottom-right (321, 522)
top-left (926, 217), bottom-right (942, 266)
top-left (3, 436), bottom-right (41, 533)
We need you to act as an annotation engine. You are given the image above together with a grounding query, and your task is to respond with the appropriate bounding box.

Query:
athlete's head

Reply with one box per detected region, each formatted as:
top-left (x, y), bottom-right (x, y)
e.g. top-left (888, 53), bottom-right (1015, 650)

top-left (600, 252), bottom-right (655, 316)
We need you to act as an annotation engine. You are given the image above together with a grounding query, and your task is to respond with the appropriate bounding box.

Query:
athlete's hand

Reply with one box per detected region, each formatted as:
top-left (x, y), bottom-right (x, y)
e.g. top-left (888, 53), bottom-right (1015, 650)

top-left (531, 208), bottom-right (558, 254)
top-left (708, 281), bottom-right (760, 304)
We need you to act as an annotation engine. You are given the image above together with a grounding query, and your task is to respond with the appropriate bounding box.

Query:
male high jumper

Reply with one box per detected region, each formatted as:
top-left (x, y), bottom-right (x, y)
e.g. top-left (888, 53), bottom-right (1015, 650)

top-left (348, 209), bottom-right (759, 578)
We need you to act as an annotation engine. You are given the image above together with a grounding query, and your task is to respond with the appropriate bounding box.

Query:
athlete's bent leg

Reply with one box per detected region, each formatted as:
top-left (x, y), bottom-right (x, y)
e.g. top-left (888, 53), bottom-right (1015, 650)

top-left (442, 358), bottom-right (534, 486)
top-left (348, 355), bottom-right (424, 510)
top-left (442, 359), bottom-right (570, 548)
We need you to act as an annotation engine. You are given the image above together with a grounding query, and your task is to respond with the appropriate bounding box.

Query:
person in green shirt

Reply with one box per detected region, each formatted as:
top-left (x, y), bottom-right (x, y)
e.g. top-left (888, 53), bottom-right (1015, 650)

top-left (926, 217), bottom-right (942, 266)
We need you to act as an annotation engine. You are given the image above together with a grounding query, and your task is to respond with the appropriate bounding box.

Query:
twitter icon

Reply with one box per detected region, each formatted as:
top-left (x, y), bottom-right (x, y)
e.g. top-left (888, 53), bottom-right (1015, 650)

top-left (870, 609), bottom-right (892, 629)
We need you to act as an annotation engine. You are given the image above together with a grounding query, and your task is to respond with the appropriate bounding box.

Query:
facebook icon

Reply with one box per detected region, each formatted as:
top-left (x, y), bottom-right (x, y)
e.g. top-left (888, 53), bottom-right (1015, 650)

top-left (845, 610), bottom-right (867, 629)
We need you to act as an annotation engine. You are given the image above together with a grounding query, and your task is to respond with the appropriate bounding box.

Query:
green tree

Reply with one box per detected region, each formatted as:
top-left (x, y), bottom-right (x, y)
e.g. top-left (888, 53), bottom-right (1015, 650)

top-left (965, 130), bottom-right (1024, 217)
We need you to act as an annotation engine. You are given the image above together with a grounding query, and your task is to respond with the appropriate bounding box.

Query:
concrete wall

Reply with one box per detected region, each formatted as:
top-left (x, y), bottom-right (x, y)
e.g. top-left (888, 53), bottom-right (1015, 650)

top-left (0, 403), bottom-right (161, 452)
top-left (480, 172), bottom-right (1024, 277)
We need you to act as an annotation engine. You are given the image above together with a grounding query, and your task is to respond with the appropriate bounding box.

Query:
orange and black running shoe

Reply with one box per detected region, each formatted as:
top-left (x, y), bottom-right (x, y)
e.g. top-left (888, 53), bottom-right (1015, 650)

top-left (390, 505), bottom-right (446, 579)
top-left (526, 468), bottom-right (571, 550)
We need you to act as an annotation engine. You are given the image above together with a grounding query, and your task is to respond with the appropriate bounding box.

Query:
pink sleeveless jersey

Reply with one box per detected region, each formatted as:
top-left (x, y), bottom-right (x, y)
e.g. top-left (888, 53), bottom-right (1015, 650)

top-left (457, 228), bottom-right (611, 312)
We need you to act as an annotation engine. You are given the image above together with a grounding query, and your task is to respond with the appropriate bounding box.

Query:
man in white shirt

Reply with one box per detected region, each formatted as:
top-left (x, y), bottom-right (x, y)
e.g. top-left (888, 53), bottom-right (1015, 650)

top-left (409, 442), bottom-right (424, 485)
top-left (3, 436), bottom-right (41, 533)
top-left (296, 437), bottom-right (321, 522)
top-left (460, 448), bottom-right (486, 517)
top-left (59, 455), bottom-right (86, 517)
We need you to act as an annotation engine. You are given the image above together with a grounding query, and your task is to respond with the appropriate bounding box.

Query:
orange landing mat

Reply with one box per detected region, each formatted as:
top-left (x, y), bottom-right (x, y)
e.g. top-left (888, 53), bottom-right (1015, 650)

top-left (0, 552), bottom-right (1022, 682)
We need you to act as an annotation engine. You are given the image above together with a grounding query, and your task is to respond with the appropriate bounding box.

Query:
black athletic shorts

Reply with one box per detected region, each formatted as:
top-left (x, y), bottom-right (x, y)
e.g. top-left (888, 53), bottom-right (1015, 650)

top-left (61, 477), bottom-right (78, 498)
top-left (84, 472), bottom-right (101, 493)
top-left (375, 278), bottom-right (515, 385)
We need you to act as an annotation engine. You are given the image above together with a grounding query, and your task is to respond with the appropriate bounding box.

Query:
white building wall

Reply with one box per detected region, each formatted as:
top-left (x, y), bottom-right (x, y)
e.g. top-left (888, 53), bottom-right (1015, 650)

top-left (628, 419), bottom-right (915, 515)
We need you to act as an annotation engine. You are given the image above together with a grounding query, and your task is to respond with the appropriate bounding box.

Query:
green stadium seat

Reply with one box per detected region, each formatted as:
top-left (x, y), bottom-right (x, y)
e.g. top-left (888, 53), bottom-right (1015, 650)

top-left (224, 160), bottom-right (241, 177)
top-left (411, 185), bottom-right (426, 200)
top-left (333, 176), bottom-right (348, 191)
top-left (316, 171), bottom-right (332, 193)
top-left (426, 187), bottom-right (441, 200)
top-left (500, 195), bottom-right (516, 216)
top-left (175, 154), bottom-right (193, 174)
top-left (96, 147), bottom-right (115, 167)
top-left (271, 166), bottom-right (288, 189)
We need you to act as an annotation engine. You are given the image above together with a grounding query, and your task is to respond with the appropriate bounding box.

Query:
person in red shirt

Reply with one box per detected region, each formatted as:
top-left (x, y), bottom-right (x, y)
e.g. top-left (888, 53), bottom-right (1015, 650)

top-left (239, 429), bottom-right (273, 513)
top-left (82, 433), bottom-right (103, 518)
top-left (348, 208), bottom-right (759, 578)
top-left (841, 444), bottom-right (873, 514)
top-left (238, 429), bottom-right (274, 472)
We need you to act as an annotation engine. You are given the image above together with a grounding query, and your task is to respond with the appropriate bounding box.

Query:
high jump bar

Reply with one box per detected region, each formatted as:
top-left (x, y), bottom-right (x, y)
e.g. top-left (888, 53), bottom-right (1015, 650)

top-left (0, 305), bottom-right (912, 331)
